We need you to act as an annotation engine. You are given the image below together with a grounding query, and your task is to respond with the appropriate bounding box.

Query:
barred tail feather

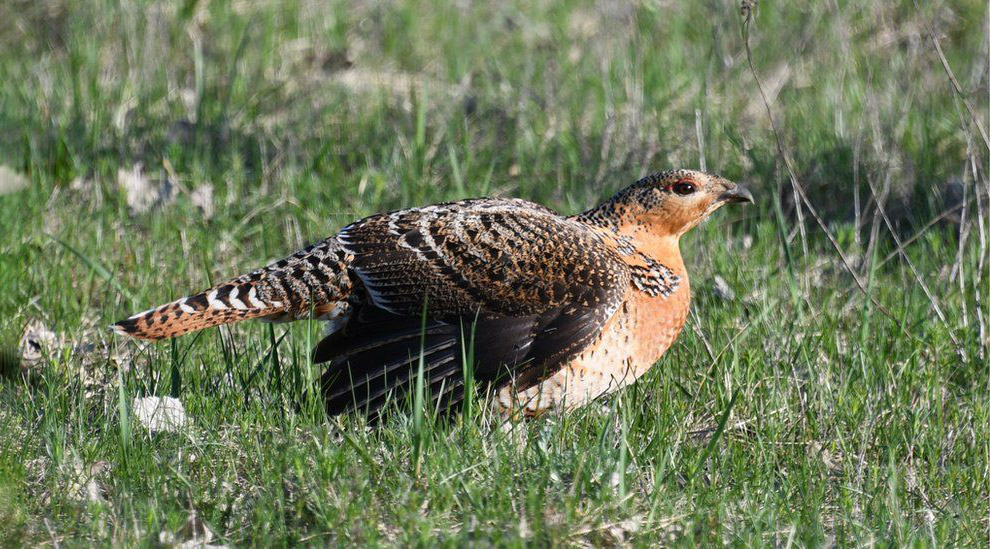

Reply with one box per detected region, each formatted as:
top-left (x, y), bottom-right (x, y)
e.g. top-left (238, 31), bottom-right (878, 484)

top-left (111, 284), bottom-right (286, 340)
top-left (112, 237), bottom-right (353, 340)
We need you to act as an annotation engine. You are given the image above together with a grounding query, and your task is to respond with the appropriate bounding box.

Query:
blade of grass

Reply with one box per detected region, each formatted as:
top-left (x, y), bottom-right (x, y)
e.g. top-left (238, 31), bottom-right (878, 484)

top-left (49, 234), bottom-right (135, 306)
top-left (692, 388), bottom-right (739, 480)
top-left (117, 367), bottom-right (131, 459)
top-left (413, 296), bottom-right (428, 477)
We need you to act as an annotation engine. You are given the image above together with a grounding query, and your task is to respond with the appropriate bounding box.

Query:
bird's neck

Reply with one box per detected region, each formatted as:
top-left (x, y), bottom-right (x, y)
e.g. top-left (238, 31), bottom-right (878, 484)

top-left (575, 197), bottom-right (631, 232)
top-left (575, 205), bottom-right (686, 276)
top-left (624, 227), bottom-right (687, 280)
top-left (632, 228), bottom-right (683, 263)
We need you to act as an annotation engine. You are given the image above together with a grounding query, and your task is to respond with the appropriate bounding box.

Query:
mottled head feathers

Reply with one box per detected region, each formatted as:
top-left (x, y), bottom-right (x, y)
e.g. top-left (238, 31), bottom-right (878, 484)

top-left (579, 169), bottom-right (753, 236)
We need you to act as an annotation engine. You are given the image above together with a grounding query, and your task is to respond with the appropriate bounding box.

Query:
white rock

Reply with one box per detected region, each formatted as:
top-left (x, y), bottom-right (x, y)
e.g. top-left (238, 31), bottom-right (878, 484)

top-left (65, 457), bottom-right (109, 504)
top-left (0, 165), bottom-right (29, 195)
top-left (118, 163), bottom-right (158, 214)
top-left (712, 275), bottom-right (735, 301)
top-left (160, 512), bottom-right (228, 549)
top-left (190, 183), bottom-right (215, 220)
top-left (133, 396), bottom-right (189, 434)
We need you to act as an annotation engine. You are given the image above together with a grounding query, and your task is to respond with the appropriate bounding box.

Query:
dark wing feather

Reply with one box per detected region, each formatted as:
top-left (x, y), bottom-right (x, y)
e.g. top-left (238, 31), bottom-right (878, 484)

top-left (318, 308), bottom-right (541, 419)
top-left (319, 198), bottom-right (630, 418)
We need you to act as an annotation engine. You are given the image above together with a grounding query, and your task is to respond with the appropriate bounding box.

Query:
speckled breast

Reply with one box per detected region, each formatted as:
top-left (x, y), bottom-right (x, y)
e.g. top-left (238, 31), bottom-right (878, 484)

top-left (497, 279), bottom-right (691, 415)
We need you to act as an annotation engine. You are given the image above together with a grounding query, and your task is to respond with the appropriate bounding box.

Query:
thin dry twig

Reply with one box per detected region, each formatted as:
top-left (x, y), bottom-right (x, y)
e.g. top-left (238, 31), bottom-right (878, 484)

top-left (953, 172), bottom-right (970, 328)
top-left (740, 3), bottom-right (901, 325)
top-left (970, 152), bottom-right (988, 357)
top-left (864, 173), bottom-right (963, 353)
top-left (876, 201), bottom-right (966, 270)
top-left (915, 0), bottom-right (988, 358)
top-left (916, 1), bottom-right (990, 152)
top-left (688, 309), bottom-right (716, 362)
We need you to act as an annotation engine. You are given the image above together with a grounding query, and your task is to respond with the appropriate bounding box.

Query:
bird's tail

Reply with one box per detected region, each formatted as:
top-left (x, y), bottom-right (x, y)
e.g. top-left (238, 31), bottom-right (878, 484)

top-left (112, 238), bottom-right (353, 340)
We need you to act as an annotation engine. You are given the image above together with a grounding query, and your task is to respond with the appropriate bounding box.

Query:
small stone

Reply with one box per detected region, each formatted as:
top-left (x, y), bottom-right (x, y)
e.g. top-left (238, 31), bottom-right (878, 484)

top-left (133, 396), bottom-right (188, 434)
top-left (118, 164), bottom-right (159, 214)
top-left (712, 275), bottom-right (735, 300)
top-left (190, 184), bottom-right (215, 220)
top-left (0, 165), bottom-right (29, 195)
top-left (160, 512), bottom-right (226, 548)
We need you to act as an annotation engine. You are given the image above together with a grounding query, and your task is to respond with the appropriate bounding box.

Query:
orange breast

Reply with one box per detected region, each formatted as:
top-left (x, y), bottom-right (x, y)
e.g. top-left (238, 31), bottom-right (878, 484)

top-left (497, 276), bottom-right (691, 415)
top-left (631, 276), bottom-right (691, 368)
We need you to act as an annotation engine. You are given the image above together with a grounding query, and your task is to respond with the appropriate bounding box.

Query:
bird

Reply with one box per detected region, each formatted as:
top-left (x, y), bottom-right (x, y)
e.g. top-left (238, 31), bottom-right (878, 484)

top-left (112, 169), bottom-right (752, 419)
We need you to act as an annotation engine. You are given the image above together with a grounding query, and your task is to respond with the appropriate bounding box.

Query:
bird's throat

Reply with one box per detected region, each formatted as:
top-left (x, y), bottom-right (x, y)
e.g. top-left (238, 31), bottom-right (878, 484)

top-left (624, 229), bottom-right (686, 278)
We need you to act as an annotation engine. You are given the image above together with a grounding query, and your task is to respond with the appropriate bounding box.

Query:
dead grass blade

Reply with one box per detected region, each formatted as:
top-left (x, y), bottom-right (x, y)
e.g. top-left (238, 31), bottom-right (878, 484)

top-left (864, 174), bottom-right (963, 354)
top-left (915, 0), bottom-right (990, 152)
top-left (740, 3), bottom-right (905, 331)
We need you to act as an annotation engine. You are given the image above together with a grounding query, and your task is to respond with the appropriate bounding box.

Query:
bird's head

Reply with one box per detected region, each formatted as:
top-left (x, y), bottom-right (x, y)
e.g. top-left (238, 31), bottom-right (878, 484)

top-left (584, 169), bottom-right (753, 238)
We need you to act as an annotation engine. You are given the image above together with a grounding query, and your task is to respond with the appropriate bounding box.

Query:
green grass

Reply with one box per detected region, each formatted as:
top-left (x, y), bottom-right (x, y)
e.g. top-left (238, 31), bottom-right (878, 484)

top-left (1, 0), bottom-right (988, 545)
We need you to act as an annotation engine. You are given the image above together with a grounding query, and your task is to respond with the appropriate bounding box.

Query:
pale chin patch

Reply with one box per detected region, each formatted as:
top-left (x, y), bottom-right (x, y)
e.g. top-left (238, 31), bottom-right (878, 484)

top-left (701, 197), bottom-right (730, 218)
top-left (676, 199), bottom-right (724, 236)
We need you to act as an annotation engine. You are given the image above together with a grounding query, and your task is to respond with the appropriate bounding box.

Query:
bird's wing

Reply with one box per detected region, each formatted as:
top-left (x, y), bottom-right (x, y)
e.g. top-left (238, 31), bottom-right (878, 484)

top-left (317, 198), bottom-right (631, 417)
top-left (336, 198), bottom-right (629, 318)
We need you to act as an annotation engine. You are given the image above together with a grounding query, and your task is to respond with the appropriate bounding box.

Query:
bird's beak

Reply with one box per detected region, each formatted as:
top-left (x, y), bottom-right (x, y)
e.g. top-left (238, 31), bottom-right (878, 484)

top-left (718, 184), bottom-right (754, 204)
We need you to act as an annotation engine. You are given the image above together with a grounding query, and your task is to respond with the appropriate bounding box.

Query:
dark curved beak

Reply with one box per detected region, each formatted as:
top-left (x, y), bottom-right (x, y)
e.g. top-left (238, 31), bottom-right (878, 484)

top-left (719, 184), bottom-right (754, 204)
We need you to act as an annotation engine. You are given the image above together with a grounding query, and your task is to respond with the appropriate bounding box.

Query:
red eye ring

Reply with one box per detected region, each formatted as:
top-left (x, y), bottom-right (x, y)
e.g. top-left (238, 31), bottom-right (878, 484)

top-left (671, 180), bottom-right (696, 196)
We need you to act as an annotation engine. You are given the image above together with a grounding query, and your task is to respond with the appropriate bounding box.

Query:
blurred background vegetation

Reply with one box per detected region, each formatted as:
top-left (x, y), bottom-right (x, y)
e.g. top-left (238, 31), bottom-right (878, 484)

top-left (0, 0), bottom-right (986, 545)
top-left (1, 0), bottom-right (985, 218)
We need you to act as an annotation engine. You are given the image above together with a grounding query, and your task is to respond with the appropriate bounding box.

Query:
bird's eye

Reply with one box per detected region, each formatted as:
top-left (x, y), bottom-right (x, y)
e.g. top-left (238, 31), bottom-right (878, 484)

top-left (672, 181), bottom-right (696, 196)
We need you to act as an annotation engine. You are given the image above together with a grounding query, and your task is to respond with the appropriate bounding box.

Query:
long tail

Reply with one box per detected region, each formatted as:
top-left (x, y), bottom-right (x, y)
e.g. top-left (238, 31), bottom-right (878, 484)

top-left (112, 238), bottom-right (353, 340)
